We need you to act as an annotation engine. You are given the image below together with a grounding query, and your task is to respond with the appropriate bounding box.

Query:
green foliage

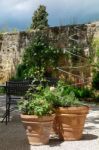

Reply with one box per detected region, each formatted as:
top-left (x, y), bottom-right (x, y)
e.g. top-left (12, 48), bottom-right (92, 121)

top-left (13, 64), bottom-right (27, 80)
top-left (91, 38), bottom-right (99, 90)
top-left (53, 80), bottom-right (94, 99)
top-left (57, 92), bottom-right (82, 107)
top-left (30, 5), bottom-right (49, 30)
top-left (49, 81), bottom-right (83, 107)
top-left (18, 97), bottom-right (53, 116)
top-left (0, 87), bottom-right (6, 95)
top-left (92, 71), bottom-right (99, 90)
top-left (75, 87), bottom-right (95, 98)
top-left (15, 31), bottom-right (61, 80)
top-left (18, 80), bottom-right (90, 116)
top-left (18, 85), bottom-right (54, 116)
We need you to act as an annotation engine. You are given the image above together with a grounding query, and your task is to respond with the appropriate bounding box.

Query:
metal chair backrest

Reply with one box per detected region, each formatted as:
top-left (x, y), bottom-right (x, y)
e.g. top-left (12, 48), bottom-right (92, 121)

top-left (6, 80), bottom-right (30, 96)
top-left (46, 77), bottom-right (58, 86)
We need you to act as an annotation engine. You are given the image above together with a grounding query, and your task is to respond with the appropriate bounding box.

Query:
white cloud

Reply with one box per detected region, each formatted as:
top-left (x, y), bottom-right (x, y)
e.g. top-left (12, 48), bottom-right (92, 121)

top-left (0, 0), bottom-right (99, 30)
top-left (0, 0), bottom-right (38, 16)
top-left (0, 0), bottom-right (39, 29)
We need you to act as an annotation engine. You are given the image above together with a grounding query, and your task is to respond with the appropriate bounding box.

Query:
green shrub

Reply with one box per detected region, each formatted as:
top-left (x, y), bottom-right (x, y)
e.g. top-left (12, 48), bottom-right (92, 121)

top-left (50, 81), bottom-right (83, 107)
top-left (0, 87), bottom-right (6, 95)
top-left (54, 81), bottom-right (94, 99)
top-left (52, 91), bottom-right (83, 107)
top-left (18, 85), bottom-right (54, 116)
top-left (18, 80), bottom-right (89, 116)
top-left (70, 87), bottom-right (95, 99)
top-left (92, 71), bottom-right (99, 90)
top-left (18, 97), bottom-right (53, 116)
top-left (15, 31), bottom-right (61, 80)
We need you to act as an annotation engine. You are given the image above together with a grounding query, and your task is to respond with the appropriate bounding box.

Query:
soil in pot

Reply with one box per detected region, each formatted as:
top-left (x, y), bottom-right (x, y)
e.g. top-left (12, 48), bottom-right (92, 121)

top-left (55, 106), bottom-right (89, 141)
top-left (21, 114), bottom-right (55, 145)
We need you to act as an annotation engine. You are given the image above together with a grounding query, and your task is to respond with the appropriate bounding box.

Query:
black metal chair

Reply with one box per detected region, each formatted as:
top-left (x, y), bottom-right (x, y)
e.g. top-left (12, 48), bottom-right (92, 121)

top-left (2, 80), bottom-right (30, 125)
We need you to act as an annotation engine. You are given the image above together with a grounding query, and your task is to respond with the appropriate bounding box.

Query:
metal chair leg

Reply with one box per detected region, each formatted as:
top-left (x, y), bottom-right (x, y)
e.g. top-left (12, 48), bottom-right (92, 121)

top-left (1, 95), bottom-right (10, 125)
top-left (7, 102), bottom-right (11, 122)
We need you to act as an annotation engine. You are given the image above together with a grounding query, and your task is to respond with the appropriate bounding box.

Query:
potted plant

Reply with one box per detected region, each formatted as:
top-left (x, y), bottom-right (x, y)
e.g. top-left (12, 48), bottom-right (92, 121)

top-left (48, 81), bottom-right (89, 141)
top-left (18, 85), bottom-right (55, 145)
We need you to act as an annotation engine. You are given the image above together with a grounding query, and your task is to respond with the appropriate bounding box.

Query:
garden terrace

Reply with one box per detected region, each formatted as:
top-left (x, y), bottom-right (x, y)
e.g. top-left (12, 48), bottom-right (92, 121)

top-left (0, 95), bottom-right (99, 150)
top-left (0, 23), bottom-right (95, 83)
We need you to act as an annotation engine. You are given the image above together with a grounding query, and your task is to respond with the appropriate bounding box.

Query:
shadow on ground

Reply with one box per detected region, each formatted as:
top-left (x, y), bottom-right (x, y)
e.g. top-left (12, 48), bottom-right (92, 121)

top-left (48, 133), bottom-right (98, 147)
top-left (0, 114), bottom-right (31, 150)
top-left (49, 138), bottom-right (63, 147)
top-left (82, 134), bottom-right (98, 140)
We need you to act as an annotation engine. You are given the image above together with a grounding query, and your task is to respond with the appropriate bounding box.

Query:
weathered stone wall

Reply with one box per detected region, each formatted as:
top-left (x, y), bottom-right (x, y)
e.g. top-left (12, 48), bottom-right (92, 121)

top-left (0, 24), bottom-right (96, 83)
top-left (0, 32), bottom-right (32, 82)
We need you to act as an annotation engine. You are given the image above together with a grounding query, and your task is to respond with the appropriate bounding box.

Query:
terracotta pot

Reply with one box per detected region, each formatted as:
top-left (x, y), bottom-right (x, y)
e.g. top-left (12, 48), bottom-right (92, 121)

top-left (55, 106), bottom-right (89, 141)
top-left (20, 114), bottom-right (55, 145)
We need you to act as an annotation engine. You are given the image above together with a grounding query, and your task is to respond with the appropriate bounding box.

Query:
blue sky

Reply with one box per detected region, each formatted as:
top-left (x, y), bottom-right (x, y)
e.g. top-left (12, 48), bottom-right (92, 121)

top-left (0, 0), bottom-right (99, 31)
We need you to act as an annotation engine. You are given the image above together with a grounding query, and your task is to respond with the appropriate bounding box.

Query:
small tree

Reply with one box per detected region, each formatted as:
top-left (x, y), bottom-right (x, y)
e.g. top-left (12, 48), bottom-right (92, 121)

top-left (15, 31), bottom-right (61, 81)
top-left (30, 5), bottom-right (49, 30)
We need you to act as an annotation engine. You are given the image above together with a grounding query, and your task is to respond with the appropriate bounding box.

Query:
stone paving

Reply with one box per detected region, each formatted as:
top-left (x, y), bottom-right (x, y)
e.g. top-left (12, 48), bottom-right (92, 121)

top-left (0, 95), bottom-right (99, 150)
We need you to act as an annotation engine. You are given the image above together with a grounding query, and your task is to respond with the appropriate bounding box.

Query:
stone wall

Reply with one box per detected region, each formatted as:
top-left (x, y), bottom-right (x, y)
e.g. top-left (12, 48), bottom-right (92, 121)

top-left (0, 24), bottom-right (96, 83)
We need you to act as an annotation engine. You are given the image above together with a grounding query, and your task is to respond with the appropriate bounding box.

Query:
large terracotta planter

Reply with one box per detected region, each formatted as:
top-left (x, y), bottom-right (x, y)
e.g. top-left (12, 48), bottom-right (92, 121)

top-left (20, 114), bottom-right (55, 145)
top-left (55, 106), bottom-right (89, 141)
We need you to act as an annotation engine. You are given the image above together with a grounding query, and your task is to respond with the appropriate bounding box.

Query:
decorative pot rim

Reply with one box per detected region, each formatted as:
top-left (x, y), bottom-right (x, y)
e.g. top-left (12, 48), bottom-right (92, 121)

top-left (55, 106), bottom-right (89, 114)
top-left (20, 114), bottom-right (55, 122)
top-left (56, 105), bottom-right (89, 108)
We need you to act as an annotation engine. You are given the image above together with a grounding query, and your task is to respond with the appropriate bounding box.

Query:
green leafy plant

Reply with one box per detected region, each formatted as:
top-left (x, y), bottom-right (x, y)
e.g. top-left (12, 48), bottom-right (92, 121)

top-left (30, 5), bottom-right (49, 30)
top-left (49, 81), bottom-right (83, 107)
top-left (57, 92), bottom-right (82, 107)
top-left (52, 80), bottom-right (94, 99)
top-left (92, 38), bottom-right (99, 90)
top-left (18, 80), bottom-right (87, 116)
top-left (18, 85), bottom-right (54, 116)
top-left (92, 71), bottom-right (99, 90)
top-left (78, 87), bottom-right (95, 98)
top-left (66, 86), bottom-right (94, 99)
top-left (15, 31), bottom-right (61, 80)
top-left (0, 87), bottom-right (6, 95)
top-left (18, 97), bottom-right (53, 116)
